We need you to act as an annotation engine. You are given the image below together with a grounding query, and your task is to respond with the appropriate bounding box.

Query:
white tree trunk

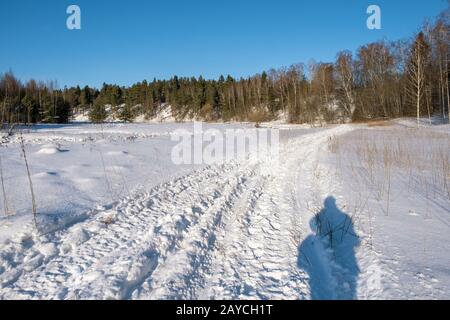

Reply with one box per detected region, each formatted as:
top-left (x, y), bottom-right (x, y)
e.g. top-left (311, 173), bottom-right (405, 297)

top-left (417, 51), bottom-right (421, 128)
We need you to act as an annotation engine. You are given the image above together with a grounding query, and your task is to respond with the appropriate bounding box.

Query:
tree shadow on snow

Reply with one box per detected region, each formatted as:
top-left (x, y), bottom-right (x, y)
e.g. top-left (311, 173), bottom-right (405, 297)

top-left (297, 196), bottom-right (360, 300)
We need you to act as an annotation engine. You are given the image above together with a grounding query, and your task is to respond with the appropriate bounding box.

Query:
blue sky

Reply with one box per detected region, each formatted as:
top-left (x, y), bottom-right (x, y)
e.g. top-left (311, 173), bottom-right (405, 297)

top-left (0, 0), bottom-right (447, 88)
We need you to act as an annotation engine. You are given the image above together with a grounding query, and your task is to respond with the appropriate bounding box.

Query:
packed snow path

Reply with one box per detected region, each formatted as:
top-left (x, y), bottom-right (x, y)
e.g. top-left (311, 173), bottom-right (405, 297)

top-left (0, 126), bottom-right (388, 299)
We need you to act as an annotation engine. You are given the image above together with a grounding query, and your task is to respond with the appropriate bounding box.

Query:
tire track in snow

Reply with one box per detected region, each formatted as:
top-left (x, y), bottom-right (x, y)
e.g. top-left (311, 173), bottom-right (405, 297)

top-left (133, 171), bottom-right (257, 299)
top-left (1, 163), bottom-right (249, 299)
top-left (0, 126), bottom-right (362, 300)
top-left (195, 127), bottom-right (353, 299)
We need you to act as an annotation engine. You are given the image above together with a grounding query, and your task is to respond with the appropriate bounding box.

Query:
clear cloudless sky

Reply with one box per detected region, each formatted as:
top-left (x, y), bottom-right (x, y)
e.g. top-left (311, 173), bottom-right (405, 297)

top-left (0, 0), bottom-right (448, 88)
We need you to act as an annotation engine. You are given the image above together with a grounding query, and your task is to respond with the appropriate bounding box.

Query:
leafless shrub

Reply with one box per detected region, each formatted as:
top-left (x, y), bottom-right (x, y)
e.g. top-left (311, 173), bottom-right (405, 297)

top-left (336, 127), bottom-right (450, 218)
top-left (247, 108), bottom-right (273, 123)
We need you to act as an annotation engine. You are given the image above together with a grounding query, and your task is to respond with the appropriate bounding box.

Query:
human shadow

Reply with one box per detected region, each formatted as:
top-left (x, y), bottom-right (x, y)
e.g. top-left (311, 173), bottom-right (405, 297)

top-left (297, 196), bottom-right (360, 300)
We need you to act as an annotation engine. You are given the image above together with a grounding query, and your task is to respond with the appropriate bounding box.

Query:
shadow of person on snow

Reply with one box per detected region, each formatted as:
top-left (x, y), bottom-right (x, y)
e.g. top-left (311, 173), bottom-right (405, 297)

top-left (297, 196), bottom-right (360, 300)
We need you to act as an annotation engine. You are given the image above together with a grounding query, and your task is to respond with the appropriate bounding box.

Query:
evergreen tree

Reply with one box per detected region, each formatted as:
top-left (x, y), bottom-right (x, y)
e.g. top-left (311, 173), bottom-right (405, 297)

top-left (80, 85), bottom-right (92, 114)
top-left (21, 95), bottom-right (39, 124)
top-left (55, 96), bottom-right (71, 123)
top-left (118, 101), bottom-right (135, 122)
top-left (40, 95), bottom-right (54, 123)
top-left (89, 100), bottom-right (108, 123)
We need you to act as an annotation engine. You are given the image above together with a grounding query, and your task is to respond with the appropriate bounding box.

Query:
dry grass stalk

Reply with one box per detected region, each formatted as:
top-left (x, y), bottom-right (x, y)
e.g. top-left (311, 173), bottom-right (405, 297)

top-left (19, 131), bottom-right (38, 230)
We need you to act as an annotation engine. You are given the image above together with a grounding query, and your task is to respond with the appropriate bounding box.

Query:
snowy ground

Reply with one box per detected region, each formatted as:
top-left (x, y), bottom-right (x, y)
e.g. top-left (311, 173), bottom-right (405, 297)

top-left (0, 120), bottom-right (449, 299)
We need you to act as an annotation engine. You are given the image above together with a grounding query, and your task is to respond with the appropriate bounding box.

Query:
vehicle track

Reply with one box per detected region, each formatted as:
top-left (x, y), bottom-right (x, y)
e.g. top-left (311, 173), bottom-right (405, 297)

top-left (0, 126), bottom-right (358, 300)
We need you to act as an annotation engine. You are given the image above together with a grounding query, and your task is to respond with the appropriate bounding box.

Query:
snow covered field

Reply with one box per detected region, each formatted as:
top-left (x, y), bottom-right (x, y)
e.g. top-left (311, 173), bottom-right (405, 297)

top-left (0, 120), bottom-right (449, 299)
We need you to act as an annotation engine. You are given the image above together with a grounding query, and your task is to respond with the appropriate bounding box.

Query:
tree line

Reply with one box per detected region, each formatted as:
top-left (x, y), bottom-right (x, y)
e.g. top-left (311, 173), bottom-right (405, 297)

top-left (1, 8), bottom-right (448, 125)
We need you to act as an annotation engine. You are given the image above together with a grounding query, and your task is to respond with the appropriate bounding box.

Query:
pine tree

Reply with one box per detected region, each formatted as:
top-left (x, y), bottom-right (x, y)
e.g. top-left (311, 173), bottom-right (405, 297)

top-left (89, 100), bottom-right (108, 123)
top-left (80, 86), bottom-right (92, 114)
top-left (21, 95), bottom-right (38, 124)
top-left (40, 95), bottom-right (54, 123)
top-left (118, 102), bottom-right (134, 122)
top-left (55, 96), bottom-right (71, 123)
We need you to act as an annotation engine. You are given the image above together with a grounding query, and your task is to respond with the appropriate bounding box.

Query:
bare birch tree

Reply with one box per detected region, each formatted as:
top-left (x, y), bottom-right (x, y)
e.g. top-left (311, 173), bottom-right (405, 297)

top-left (407, 32), bottom-right (431, 127)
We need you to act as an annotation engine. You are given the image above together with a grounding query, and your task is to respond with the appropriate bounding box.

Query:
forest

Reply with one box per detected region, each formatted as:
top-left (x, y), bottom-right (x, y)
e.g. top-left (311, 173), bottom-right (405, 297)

top-left (1, 9), bottom-right (448, 125)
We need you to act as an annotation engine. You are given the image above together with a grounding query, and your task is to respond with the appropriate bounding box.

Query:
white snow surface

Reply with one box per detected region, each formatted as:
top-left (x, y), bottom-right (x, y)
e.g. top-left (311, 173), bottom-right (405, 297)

top-left (0, 120), bottom-right (449, 299)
